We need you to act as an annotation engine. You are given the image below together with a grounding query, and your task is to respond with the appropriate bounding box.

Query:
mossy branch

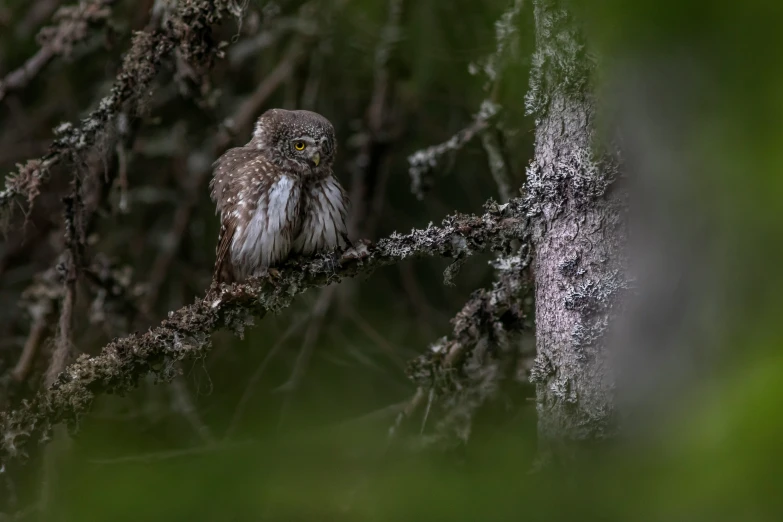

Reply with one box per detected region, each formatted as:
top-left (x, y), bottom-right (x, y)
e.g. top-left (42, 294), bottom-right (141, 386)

top-left (0, 198), bottom-right (528, 466)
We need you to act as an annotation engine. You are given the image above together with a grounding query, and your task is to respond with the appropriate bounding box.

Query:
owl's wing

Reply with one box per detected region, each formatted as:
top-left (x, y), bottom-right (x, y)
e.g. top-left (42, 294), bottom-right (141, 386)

top-left (210, 147), bottom-right (259, 284)
top-left (214, 220), bottom-right (236, 284)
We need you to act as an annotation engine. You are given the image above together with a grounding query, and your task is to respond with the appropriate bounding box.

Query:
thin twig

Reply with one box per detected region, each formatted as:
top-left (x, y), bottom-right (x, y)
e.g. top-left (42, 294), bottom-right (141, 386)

top-left (407, 117), bottom-right (490, 199)
top-left (87, 439), bottom-right (253, 465)
top-left (225, 315), bottom-right (306, 438)
top-left (387, 386), bottom-right (426, 441)
top-left (220, 40), bottom-right (308, 145)
top-left (346, 0), bottom-right (405, 239)
top-left (326, 400), bottom-right (409, 432)
top-left (345, 307), bottom-right (407, 370)
top-left (11, 311), bottom-right (49, 383)
top-left (275, 286), bottom-right (338, 429)
top-left (420, 387), bottom-right (435, 434)
top-left (407, 0), bottom-right (525, 199)
top-left (481, 126), bottom-right (514, 203)
top-left (169, 374), bottom-right (215, 444)
top-left (44, 183), bottom-right (83, 387)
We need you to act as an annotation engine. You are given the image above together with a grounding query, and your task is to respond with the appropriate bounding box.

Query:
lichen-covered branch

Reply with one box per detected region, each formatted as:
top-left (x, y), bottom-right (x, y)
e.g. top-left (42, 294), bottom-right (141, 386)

top-left (397, 1), bottom-right (529, 447)
top-left (0, 198), bottom-right (528, 465)
top-left (408, 112), bottom-right (491, 199)
top-left (406, 245), bottom-right (533, 446)
top-left (0, 0), bottom-right (232, 220)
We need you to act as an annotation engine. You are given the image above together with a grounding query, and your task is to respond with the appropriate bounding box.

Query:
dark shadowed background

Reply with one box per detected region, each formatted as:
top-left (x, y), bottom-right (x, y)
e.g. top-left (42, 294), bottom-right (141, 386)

top-left (0, 0), bottom-right (782, 520)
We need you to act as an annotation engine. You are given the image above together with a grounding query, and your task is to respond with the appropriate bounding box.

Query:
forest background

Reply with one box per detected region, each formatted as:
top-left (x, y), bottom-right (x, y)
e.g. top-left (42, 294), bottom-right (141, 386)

top-left (0, 0), bottom-right (781, 520)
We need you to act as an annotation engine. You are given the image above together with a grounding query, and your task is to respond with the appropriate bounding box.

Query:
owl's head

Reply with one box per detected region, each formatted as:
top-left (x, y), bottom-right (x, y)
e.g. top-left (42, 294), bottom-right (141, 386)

top-left (252, 108), bottom-right (337, 173)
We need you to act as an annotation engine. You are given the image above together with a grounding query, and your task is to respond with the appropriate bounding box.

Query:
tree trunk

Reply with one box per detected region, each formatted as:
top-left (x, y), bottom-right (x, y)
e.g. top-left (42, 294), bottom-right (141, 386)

top-left (526, 0), bottom-right (625, 451)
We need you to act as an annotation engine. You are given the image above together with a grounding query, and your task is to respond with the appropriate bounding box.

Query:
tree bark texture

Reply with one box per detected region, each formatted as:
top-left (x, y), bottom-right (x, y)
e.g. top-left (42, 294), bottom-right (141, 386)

top-left (526, 0), bottom-right (625, 447)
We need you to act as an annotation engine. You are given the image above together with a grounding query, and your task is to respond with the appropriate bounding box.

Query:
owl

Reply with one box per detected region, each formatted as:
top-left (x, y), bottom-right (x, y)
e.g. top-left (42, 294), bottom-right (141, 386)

top-left (209, 109), bottom-right (350, 284)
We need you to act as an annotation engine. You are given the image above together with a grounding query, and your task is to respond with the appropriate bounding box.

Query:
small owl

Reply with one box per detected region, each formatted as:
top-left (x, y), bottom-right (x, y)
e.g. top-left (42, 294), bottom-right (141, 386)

top-left (209, 108), bottom-right (350, 284)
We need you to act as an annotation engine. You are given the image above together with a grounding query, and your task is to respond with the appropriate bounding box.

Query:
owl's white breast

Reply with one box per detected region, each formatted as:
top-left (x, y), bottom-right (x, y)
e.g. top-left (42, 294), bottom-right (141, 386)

top-left (293, 176), bottom-right (348, 255)
top-left (232, 174), bottom-right (301, 278)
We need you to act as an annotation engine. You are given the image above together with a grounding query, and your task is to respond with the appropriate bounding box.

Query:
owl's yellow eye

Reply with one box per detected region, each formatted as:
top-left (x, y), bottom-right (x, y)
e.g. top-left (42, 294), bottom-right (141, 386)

top-left (294, 141), bottom-right (306, 151)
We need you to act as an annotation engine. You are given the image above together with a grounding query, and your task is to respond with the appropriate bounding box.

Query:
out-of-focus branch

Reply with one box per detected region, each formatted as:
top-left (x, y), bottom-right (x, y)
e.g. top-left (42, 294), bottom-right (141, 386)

top-left (225, 314), bottom-right (306, 438)
top-left (10, 269), bottom-right (61, 386)
top-left (0, 198), bottom-right (528, 465)
top-left (228, 17), bottom-right (317, 66)
top-left (217, 40), bottom-right (308, 149)
top-left (44, 182), bottom-right (85, 388)
top-left (6, 111), bottom-right (137, 389)
top-left (275, 285), bottom-right (338, 428)
top-left (16, 0), bottom-right (60, 37)
top-left (0, 0), bottom-right (232, 221)
top-left (11, 312), bottom-right (50, 383)
top-left (0, 0), bottom-right (115, 103)
top-left (347, 0), bottom-right (405, 239)
top-left (481, 126), bottom-right (513, 203)
top-left (387, 386), bottom-right (426, 440)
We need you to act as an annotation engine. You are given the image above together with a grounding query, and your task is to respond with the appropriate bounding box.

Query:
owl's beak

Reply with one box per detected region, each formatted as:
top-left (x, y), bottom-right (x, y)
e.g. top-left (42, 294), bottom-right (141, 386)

top-left (311, 151), bottom-right (320, 167)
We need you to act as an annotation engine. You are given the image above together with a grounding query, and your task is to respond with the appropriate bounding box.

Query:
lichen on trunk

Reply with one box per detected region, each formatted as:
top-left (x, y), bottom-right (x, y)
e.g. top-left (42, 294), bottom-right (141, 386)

top-left (525, 0), bottom-right (625, 448)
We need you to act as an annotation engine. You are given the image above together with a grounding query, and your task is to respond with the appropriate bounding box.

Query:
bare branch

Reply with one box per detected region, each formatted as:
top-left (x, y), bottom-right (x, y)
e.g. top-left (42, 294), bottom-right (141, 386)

top-left (44, 182), bottom-right (85, 388)
top-left (275, 286), bottom-right (338, 429)
top-left (87, 439), bottom-right (253, 465)
top-left (387, 386), bottom-right (426, 441)
top-left (225, 315), bottom-right (306, 438)
top-left (481, 127), bottom-right (514, 203)
top-left (347, 0), bottom-right (405, 238)
top-left (0, 198), bottom-right (528, 465)
top-left (218, 40), bottom-right (307, 146)
top-left (169, 375), bottom-right (215, 444)
top-left (11, 313), bottom-right (49, 384)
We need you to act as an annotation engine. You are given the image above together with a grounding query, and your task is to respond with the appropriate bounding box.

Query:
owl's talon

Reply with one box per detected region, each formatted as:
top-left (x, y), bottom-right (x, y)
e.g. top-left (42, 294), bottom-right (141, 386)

top-left (250, 267), bottom-right (281, 281)
top-left (340, 239), bottom-right (372, 264)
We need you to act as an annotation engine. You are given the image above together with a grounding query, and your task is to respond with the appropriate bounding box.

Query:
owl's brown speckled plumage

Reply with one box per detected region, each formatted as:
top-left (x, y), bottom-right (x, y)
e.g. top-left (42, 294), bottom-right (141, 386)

top-left (210, 109), bottom-right (350, 283)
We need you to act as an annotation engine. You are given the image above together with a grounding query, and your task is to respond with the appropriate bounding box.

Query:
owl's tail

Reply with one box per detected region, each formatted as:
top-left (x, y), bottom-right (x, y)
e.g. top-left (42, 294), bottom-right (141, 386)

top-left (213, 256), bottom-right (235, 285)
